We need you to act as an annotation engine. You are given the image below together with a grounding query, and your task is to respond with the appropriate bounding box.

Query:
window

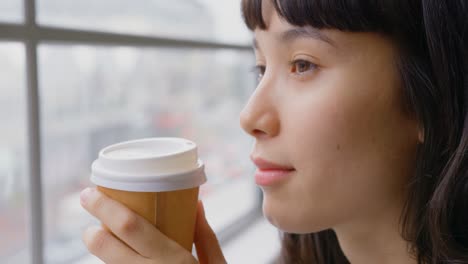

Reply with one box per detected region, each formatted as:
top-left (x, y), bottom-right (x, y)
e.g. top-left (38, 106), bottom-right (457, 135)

top-left (0, 43), bottom-right (30, 264)
top-left (37, 0), bottom-right (251, 44)
top-left (39, 46), bottom-right (256, 262)
top-left (0, 1), bottom-right (23, 23)
top-left (0, 1), bottom-right (258, 264)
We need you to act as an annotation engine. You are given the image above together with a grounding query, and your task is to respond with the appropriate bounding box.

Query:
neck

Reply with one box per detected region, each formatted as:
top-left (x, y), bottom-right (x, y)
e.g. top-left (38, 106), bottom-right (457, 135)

top-left (333, 198), bottom-right (417, 264)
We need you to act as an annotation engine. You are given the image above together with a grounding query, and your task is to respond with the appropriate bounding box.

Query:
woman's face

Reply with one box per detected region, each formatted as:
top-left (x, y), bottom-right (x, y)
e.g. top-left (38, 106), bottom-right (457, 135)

top-left (239, 8), bottom-right (421, 233)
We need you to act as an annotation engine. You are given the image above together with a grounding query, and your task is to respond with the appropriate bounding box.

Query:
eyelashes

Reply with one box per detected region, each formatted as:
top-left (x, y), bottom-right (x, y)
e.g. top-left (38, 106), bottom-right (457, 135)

top-left (251, 65), bottom-right (266, 83)
top-left (289, 59), bottom-right (318, 75)
top-left (251, 59), bottom-right (318, 83)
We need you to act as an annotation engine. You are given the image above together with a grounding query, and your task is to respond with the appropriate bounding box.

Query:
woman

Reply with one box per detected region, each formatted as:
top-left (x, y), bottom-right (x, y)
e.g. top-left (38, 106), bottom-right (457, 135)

top-left (80, 0), bottom-right (467, 263)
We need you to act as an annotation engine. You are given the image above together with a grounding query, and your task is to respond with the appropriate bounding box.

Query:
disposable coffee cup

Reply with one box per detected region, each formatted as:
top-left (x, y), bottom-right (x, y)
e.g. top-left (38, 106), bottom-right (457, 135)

top-left (90, 137), bottom-right (207, 252)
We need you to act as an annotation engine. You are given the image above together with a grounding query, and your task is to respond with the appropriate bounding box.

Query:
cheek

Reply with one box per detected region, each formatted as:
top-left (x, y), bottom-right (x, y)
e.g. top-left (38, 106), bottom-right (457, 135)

top-left (265, 76), bottom-right (418, 232)
top-left (262, 94), bottom-right (358, 231)
top-left (292, 68), bottom-right (413, 178)
top-left (287, 89), bottom-right (360, 186)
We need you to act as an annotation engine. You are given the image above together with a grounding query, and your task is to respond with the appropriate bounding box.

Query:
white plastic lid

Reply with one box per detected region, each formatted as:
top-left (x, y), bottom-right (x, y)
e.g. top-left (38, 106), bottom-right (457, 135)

top-left (90, 137), bottom-right (207, 192)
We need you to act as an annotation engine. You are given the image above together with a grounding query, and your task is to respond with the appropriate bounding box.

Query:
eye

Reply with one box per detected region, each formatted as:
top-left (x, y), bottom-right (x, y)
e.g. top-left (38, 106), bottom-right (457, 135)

top-left (290, 59), bottom-right (317, 74)
top-left (252, 65), bottom-right (266, 82)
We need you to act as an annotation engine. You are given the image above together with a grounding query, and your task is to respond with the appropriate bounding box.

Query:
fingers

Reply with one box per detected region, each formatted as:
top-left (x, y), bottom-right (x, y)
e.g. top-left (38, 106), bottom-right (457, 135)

top-left (82, 225), bottom-right (147, 264)
top-left (194, 201), bottom-right (227, 264)
top-left (80, 187), bottom-right (175, 258)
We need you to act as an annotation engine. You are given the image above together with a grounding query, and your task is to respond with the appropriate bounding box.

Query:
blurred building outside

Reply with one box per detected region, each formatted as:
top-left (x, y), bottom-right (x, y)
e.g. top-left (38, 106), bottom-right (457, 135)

top-left (0, 1), bottom-right (270, 263)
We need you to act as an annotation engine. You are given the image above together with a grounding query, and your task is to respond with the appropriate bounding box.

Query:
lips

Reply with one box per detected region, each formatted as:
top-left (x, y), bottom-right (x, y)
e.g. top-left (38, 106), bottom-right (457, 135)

top-left (251, 156), bottom-right (295, 186)
top-left (251, 156), bottom-right (295, 171)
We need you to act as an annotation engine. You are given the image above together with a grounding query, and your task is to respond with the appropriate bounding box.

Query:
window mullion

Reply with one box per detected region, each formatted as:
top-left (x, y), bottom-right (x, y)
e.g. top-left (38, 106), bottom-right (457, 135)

top-left (24, 0), bottom-right (45, 264)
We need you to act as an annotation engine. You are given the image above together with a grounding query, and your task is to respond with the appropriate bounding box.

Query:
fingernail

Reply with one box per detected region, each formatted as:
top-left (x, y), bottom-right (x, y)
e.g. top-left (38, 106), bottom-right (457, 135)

top-left (80, 188), bottom-right (93, 205)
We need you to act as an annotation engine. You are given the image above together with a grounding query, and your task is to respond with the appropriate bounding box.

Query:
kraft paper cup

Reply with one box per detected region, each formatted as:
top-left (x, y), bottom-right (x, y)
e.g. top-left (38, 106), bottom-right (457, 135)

top-left (90, 137), bottom-right (207, 252)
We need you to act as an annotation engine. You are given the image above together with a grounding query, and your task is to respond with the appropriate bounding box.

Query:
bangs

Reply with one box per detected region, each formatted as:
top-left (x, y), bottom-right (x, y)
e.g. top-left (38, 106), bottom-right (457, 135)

top-left (241, 0), bottom-right (421, 36)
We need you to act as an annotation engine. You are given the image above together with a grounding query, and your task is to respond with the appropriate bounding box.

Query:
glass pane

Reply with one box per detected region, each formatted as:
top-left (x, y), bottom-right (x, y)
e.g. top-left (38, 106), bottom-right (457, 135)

top-left (39, 45), bottom-right (257, 263)
top-left (37, 0), bottom-right (251, 44)
top-left (0, 1), bottom-right (23, 23)
top-left (0, 43), bottom-right (30, 264)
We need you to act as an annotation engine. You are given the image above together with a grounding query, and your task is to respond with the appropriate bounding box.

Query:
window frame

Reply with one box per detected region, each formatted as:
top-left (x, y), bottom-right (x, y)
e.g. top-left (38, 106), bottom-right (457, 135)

top-left (0, 1), bottom-right (258, 263)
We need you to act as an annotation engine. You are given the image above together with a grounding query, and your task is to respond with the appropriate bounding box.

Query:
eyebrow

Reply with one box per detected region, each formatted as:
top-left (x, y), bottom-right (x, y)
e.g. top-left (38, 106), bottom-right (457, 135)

top-left (281, 27), bottom-right (335, 46)
top-left (253, 27), bottom-right (335, 50)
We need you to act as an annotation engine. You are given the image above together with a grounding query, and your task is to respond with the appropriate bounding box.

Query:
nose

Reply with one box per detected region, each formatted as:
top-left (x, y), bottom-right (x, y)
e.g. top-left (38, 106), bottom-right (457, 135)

top-left (239, 83), bottom-right (280, 139)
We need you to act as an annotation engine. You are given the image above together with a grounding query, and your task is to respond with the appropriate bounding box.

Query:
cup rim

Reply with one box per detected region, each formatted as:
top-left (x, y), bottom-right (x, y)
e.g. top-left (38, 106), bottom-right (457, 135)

top-left (90, 137), bottom-right (206, 191)
top-left (99, 137), bottom-right (197, 161)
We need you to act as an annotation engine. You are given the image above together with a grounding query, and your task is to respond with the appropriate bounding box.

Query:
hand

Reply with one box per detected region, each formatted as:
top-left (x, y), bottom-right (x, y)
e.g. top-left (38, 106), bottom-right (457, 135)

top-left (80, 188), bottom-right (226, 264)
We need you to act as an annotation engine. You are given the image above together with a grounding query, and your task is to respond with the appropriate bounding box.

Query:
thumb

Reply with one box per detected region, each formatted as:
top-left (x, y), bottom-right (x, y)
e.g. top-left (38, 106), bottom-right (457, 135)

top-left (194, 201), bottom-right (226, 264)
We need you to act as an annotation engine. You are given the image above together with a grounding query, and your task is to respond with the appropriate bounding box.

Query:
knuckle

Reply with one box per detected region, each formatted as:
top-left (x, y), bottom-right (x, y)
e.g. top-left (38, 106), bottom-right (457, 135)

top-left (91, 192), bottom-right (105, 212)
top-left (86, 229), bottom-right (107, 254)
top-left (117, 212), bottom-right (140, 235)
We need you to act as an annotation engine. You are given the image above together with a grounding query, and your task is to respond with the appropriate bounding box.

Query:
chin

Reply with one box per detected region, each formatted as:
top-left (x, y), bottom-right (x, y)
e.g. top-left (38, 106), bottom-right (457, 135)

top-left (262, 194), bottom-right (332, 234)
top-left (264, 212), bottom-right (323, 234)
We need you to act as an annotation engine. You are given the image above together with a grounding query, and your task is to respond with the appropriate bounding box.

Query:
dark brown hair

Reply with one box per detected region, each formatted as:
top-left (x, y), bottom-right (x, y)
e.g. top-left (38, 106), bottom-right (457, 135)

top-left (241, 0), bottom-right (468, 263)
